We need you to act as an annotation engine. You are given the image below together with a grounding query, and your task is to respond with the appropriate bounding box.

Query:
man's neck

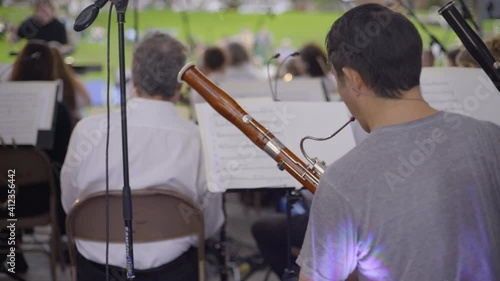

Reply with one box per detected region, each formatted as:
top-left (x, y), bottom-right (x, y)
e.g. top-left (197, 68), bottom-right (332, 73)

top-left (134, 92), bottom-right (177, 103)
top-left (364, 87), bottom-right (438, 132)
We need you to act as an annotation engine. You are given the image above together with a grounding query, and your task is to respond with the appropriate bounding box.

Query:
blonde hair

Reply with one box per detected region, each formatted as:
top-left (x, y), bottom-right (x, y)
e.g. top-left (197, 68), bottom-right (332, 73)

top-left (456, 35), bottom-right (500, 68)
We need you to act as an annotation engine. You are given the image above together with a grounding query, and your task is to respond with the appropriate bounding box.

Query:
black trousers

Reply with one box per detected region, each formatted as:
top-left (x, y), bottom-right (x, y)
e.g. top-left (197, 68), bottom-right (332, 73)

top-left (76, 247), bottom-right (199, 281)
top-left (251, 213), bottom-right (309, 278)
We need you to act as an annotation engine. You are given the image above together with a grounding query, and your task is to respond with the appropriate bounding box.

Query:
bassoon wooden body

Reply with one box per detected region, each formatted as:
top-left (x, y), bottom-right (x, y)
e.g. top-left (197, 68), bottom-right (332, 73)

top-left (178, 63), bottom-right (320, 194)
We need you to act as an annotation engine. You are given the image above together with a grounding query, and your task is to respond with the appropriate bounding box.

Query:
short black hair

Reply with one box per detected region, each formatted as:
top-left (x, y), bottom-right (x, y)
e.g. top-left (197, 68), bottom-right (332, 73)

top-left (203, 46), bottom-right (226, 71)
top-left (325, 3), bottom-right (423, 98)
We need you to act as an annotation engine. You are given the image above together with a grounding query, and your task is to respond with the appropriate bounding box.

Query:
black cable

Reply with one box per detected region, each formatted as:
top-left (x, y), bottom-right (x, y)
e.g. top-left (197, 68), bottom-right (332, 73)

top-left (266, 53), bottom-right (280, 101)
top-left (105, 4), bottom-right (113, 281)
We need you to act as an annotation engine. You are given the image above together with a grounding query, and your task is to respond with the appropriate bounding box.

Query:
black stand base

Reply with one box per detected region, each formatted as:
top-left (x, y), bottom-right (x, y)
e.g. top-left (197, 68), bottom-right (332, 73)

top-left (282, 189), bottom-right (302, 281)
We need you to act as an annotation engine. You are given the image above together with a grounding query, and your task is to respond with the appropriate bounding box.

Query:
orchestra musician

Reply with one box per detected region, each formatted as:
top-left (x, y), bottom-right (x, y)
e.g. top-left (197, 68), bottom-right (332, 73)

top-left (60, 32), bottom-right (224, 280)
top-left (297, 3), bottom-right (500, 281)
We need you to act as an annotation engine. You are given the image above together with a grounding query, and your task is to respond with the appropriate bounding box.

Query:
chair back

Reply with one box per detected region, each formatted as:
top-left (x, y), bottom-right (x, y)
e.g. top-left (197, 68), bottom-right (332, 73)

top-left (0, 146), bottom-right (61, 281)
top-left (66, 189), bottom-right (205, 281)
top-left (0, 146), bottom-right (54, 187)
top-left (0, 146), bottom-right (56, 228)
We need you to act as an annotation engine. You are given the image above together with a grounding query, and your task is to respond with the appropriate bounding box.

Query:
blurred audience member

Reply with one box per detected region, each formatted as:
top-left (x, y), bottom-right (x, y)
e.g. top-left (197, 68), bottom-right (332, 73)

top-left (225, 41), bottom-right (263, 81)
top-left (50, 46), bottom-right (91, 126)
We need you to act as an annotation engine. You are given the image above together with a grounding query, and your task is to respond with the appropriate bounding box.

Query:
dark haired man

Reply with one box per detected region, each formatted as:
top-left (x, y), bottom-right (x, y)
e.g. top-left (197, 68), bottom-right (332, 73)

top-left (297, 3), bottom-right (500, 281)
top-left (61, 32), bottom-right (224, 280)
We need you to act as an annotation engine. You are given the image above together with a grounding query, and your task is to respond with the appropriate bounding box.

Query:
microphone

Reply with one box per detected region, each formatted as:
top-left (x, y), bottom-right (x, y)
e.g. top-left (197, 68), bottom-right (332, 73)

top-left (274, 51), bottom-right (300, 101)
top-left (267, 53), bottom-right (280, 101)
top-left (74, 0), bottom-right (108, 32)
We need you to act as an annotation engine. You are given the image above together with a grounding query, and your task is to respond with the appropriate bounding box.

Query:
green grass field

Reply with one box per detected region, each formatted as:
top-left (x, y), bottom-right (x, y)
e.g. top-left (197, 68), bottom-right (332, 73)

top-left (0, 6), bottom-right (496, 81)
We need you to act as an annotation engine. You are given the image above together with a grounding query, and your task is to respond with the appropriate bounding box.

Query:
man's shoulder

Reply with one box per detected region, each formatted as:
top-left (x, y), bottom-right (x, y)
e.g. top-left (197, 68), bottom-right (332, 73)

top-left (72, 113), bottom-right (111, 136)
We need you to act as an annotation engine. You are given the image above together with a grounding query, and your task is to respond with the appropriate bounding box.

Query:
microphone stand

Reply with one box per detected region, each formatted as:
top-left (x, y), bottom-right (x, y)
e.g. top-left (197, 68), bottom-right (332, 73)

top-left (134, 0), bottom-right (139, 43)
top-left (73, 0), bottom-right (135, 279)
top-left (113, 1), bottom-right (136, 279)
top-left (397, 0), bottom-right (448, 55)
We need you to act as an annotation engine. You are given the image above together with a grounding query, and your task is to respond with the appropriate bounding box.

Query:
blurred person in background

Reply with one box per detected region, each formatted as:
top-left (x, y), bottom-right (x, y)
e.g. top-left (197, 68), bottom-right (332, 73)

top-left (190, 45), bottom-right (229, 121)
top-left (50, 46), bottom-right (91, 126)
top-left (7, 0), bottom-right (72, 54)
top-left (456, 35), bottom-right (500, 68)
top-left (1, 40), bottom-right (73, 272)
top-left (225, 41), bottom-right (264, 81)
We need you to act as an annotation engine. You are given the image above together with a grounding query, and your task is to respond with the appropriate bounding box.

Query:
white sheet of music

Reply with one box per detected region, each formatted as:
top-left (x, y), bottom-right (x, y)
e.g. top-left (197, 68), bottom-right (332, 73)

top-left (421, 67), bottom-right (500, 125)
top-left (196, 100), bottom-right (356, 192)
top-left (0, 92), bottom-right (39, 144)
top-left (218, 77), bottom-right (326, 102)
top-left (0, 81), bottom-right (59, 145)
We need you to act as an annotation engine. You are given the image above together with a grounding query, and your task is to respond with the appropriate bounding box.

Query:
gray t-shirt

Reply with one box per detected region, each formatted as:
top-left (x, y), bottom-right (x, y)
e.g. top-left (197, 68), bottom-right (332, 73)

top-left (297, 111), bottom-right (500, 281)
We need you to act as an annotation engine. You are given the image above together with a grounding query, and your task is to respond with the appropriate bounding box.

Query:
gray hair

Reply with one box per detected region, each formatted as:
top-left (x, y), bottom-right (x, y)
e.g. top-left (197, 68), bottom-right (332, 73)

top-left (132, 32), bottom-right (187, 99)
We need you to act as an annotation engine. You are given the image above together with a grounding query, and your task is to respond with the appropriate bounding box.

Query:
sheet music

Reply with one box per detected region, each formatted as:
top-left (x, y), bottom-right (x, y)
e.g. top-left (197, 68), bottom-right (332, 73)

top-left (0, 81), bottom-right (59, 145)
top-left (218, 77), bottom-right (326, 102)
top-left (196, 100), bottom-right (356, 192)
top-left (0, 92), bottom-right (39, 144)
top-left (349, 67), bottom-right (500, 145)
top-left (421, 67), bottom-right (500, 125)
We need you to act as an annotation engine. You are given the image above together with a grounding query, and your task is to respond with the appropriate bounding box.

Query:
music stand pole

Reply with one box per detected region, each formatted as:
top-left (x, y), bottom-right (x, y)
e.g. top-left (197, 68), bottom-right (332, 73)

top-left (282, 189), bottom-right (301, 281)
top-left (111, 0), bottom-right (135, 279)
top-left (397, 0), bottom-right (448, 54)
top-left (456, 0), bottom-right (480, 33)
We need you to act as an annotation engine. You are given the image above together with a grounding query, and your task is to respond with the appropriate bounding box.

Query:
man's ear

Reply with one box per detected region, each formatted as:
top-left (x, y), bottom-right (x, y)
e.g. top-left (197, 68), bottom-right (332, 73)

top-left (341, 67), bottom-right (363, 94)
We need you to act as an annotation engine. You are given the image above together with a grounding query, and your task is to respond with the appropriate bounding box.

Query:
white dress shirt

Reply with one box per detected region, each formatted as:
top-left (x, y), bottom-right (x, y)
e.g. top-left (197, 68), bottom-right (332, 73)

top-left (61, 97), bottom-right (224, 269)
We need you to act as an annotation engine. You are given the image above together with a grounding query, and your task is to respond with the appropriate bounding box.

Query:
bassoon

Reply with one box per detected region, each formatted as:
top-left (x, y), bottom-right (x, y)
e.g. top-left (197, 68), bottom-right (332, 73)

top-left (178, 63), bottom-right (323, 194)
top-left (439, 1), bottom-right (500, 92)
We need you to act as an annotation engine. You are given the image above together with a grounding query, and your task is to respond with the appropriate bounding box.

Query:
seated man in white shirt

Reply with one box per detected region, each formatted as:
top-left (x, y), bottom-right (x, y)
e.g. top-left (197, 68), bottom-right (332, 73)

top-left (61, 31), bottom-right (224, 281)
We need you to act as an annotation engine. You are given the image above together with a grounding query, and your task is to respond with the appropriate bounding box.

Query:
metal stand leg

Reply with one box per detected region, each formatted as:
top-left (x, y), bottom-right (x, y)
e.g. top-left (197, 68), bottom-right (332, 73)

top-left (282, 189), bottom-right (301, 281)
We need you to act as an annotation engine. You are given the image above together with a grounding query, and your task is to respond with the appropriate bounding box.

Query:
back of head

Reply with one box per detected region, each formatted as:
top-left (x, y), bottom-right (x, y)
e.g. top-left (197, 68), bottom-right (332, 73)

top-left (485, 35), bottom-right (500, 62)
top-left (227, 42), bottom-right (250, 66)
top-left (203, 46), bottom-right (226, 72)
top-left (299, 43), bottom-right (327, 77)
top-left (10, 40), bottom-right (54, 81)
top-left (456, 35), bottom-right (500, 68)
top-left (132, 32), bottom-right (187, 99)
top-left (325, 3), bottom-right (422, 98)
top-left (456, 47), bottom-right (479, 68)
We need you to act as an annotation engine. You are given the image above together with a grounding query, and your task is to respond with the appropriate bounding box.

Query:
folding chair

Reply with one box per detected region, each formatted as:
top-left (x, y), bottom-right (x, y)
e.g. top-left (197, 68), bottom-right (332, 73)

top-left (65, 189), bottom-right (205, 281)
top-left (0, 146), bottom-right (64, 281)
